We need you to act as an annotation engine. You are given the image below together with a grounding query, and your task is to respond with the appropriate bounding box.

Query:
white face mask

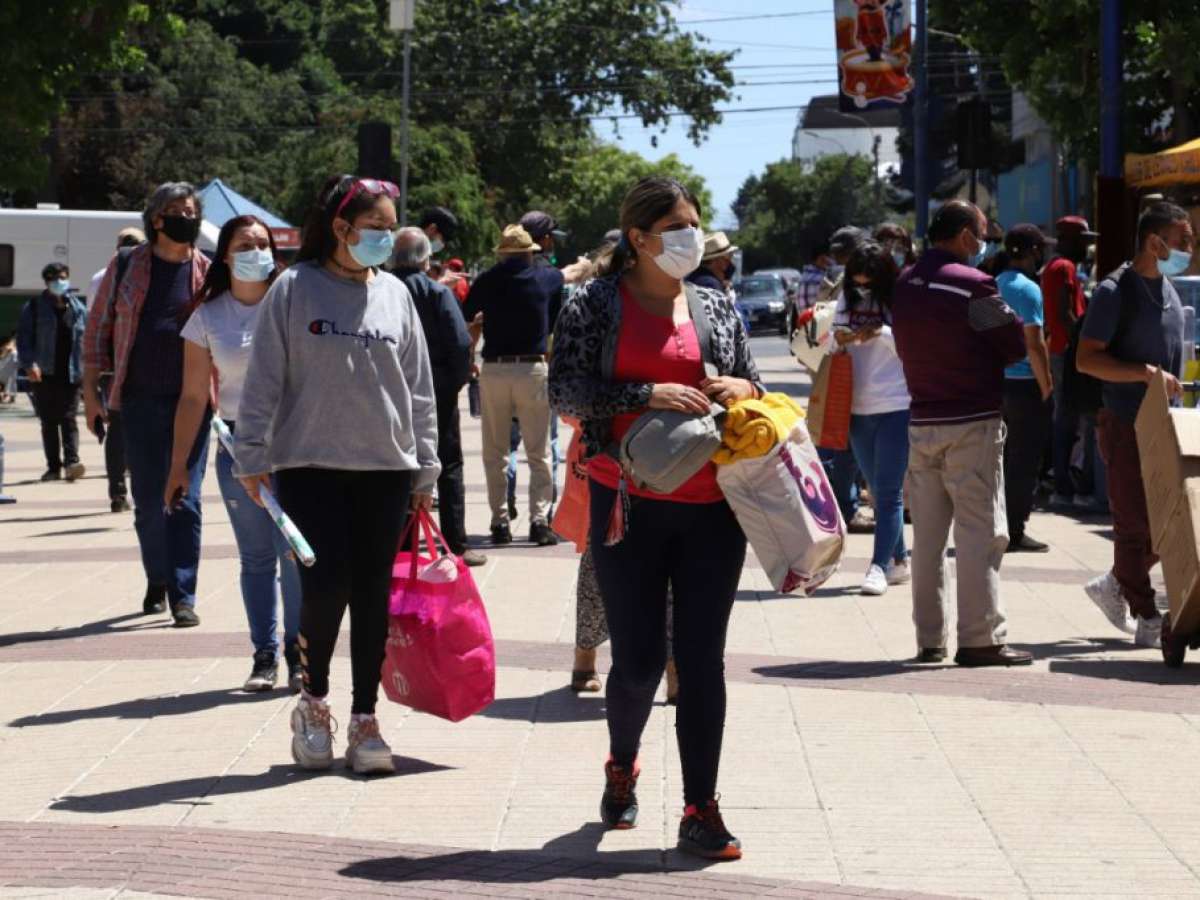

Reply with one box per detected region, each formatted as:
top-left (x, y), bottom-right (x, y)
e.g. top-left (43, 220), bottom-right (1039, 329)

top-left (430, 237), bottom-right (445, 255)
top-left (644, 226), bottom-right (704, 279)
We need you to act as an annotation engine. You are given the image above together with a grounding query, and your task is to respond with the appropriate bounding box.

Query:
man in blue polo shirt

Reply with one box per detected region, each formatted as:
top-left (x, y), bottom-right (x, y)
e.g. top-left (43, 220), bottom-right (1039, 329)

top-left (464, 225), bottom-right (564, 547)
top-left (997, 224), bottom-right (1053, 554)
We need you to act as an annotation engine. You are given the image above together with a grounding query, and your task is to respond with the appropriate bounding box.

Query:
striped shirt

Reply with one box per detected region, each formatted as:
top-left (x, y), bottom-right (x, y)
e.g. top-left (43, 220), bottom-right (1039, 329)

top-left (83, 243), bottom-right (209, 410)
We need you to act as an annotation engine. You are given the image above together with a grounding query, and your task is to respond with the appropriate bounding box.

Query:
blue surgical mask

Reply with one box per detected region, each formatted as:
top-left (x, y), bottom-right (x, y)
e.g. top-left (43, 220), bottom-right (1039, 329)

top-left (1157, 246), bottom-right (1192, 277)
top-left (348, 228), bottom-right (396, 268)
top-left (891, 250), bottom-right (906, 269)
top-left (48, 278), bottom-right (69, 296)
top-left (231, 248), bottom-right (275, 283)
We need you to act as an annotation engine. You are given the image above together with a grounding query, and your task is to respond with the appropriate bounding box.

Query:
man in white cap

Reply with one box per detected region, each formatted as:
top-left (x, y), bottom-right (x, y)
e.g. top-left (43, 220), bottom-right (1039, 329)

top-left (686, 231), bottom-right (739, 294)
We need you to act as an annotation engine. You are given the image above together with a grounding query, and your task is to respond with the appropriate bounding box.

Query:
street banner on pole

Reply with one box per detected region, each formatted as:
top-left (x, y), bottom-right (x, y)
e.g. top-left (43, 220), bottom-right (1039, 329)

top-left (834, 0), bottom-right (913, 112)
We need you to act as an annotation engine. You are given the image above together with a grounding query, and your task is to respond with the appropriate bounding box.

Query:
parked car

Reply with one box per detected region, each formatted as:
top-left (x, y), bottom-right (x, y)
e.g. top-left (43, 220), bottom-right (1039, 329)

top-left (734, 275), bottom-right (789, 334)
top-left (754, 267), bottom-right (803, 334)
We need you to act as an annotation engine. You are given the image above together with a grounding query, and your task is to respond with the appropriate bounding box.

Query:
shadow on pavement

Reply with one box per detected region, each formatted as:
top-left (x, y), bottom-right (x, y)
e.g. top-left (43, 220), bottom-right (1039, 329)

top-left (9, 686), bottom-right (282, 727)
top-left (1049, 657), bottom-right (1200, 685)
top-left (29, 526), bottom-right (117, 538)
top-left (0, 511), bottom-right (115, 524)
top-left (50, 759), bottom-right (454, 813)
top-left (0, 611), bottom-right (169, 650)
top-left (734, 589), bottom-right (790, 602)
top-left (340, 822), bottom-right (711, 886)
top-left (480, 686), bottom-right (607, 723)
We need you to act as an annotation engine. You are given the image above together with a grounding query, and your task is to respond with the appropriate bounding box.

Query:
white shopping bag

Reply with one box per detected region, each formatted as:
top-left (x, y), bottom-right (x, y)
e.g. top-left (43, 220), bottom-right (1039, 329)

top-left (717, 420), bottom-right (846, 594)
top-left (789, 301), bottom-right (835, 374)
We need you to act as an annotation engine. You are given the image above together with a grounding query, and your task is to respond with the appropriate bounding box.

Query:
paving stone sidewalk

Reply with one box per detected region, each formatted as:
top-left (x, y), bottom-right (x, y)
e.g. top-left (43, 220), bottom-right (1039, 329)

top-left (2, 338), bottom-right (1199, 899)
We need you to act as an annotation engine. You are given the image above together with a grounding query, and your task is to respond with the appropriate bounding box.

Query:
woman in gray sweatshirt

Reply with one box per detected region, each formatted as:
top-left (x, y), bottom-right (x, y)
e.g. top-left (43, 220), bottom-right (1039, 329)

top-left (234, 174), bottom-right (440, 776)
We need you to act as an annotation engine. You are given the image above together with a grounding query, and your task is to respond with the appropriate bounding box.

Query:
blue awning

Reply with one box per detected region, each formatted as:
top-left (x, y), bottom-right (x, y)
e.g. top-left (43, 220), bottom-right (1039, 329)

top-left (196, 179), bottom-right (299, 248)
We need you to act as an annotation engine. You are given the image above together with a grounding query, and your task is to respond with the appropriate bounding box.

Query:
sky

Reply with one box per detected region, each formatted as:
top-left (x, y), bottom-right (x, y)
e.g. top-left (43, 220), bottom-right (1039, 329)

top-left (612, 1), bottom-right (840, 230)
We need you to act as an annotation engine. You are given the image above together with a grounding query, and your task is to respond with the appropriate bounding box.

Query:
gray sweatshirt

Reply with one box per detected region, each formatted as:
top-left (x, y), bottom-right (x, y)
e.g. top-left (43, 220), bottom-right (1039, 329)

top-left (233, 262), bottom-right (440, 492)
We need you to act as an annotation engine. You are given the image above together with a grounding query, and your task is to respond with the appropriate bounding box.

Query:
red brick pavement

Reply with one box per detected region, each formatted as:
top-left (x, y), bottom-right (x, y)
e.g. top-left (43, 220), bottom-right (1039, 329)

top-left (0, 821), bottom-right (961, 899)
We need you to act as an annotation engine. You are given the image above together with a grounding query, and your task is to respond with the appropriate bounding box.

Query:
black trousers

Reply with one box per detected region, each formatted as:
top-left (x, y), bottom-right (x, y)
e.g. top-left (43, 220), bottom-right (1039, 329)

top-left (435, 389), bottom-right (468, 552)
top-left (1003, 379), bottom-right (1051, 541)
top-left (276, 468), bottom-right (413, 714)
top-left (588, 480), bottom-right (746, 807)
top-left (32, 379), bottom-right (80, 470)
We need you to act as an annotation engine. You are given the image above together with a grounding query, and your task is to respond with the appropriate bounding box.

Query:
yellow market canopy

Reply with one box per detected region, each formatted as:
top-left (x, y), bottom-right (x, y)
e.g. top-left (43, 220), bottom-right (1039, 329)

top-left (1126, 138), bottom-right (1200, 189)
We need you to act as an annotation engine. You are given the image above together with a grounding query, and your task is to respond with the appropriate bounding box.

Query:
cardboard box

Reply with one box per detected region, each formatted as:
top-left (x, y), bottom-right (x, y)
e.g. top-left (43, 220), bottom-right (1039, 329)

top-left (1135, 370), bottom-right (1200, 634)
top-left (1135, 370), bottom-right (1200, 548)
top-left (1157, 485), bottom-right (1200, 635)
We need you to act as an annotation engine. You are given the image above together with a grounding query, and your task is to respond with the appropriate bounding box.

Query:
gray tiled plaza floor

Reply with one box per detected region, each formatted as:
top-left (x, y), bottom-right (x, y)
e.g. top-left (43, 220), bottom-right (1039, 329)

top-left (2, 338), bottom-right (1198, 898)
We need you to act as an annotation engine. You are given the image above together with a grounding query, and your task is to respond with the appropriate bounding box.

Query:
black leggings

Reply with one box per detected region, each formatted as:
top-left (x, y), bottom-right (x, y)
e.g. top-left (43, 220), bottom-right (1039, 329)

top-left (588, 480), bottom-right (746, 807)
top-left (275, 468), bottom-right (413, 714)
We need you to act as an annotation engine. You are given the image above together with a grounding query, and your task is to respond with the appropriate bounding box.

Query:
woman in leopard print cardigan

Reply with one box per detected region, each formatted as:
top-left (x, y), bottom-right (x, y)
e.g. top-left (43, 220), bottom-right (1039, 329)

top-left (548, 176), bottom-right (763, 862)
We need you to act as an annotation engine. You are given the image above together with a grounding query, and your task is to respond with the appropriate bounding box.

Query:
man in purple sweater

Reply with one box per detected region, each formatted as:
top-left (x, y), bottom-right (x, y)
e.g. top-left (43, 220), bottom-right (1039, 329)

top-left (892, 200), bottom-right (1033, 667)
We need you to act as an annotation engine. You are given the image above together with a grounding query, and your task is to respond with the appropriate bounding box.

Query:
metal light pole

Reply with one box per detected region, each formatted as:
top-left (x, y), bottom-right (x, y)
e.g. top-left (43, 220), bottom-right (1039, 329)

top-left (913, 0), bottom-right (929, 247)
top-left (390, 0), bottom-right (415, 226)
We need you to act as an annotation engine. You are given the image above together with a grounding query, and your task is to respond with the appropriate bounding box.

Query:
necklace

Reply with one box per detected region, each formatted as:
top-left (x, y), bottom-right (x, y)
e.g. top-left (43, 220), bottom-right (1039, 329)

top-left (1131, 268), bottom-right (1166, 310)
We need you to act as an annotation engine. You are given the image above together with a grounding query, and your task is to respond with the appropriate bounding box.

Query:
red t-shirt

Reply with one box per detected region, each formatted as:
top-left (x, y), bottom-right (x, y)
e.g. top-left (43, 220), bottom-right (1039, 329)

top-left (588, 284), bottom-right (723, 504)
top-left (1040, 257), bottom-right (1085, 355)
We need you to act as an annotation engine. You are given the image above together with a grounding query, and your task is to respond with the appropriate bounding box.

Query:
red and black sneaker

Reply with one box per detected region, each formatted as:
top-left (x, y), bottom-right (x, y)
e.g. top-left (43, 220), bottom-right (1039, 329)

top-left (678, 798), bottom-right (742, 861)
top-left (600, 758), bottom-right (640, 829)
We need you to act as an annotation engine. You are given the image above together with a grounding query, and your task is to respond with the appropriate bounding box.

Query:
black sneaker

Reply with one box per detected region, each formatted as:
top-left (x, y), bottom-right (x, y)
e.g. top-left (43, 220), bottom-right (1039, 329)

top-left (678, 798), bottom-right (742, 861)
top-left (916, 647), bottom-right (947, 664)
top-left (243, 649), bottom-right (278, 692)
top-left (284, 642), bottom-right (303, 694)
top-left (172, 605), bottom-right (200, 628)
top-left (111, 497), bottom-right (131, 513)
top-left (40, 469), bottom-right (62, 482)
top-left (142, 583), bottom-right (167, 615)
top-left (491, 523), bottom-right (512, 545)
top-left (529, 523), bottom-right (559, 547)
top-left (600, 759), bottom-right (640, 829)
top-left (1006, 534), bottom-right (1050, 553)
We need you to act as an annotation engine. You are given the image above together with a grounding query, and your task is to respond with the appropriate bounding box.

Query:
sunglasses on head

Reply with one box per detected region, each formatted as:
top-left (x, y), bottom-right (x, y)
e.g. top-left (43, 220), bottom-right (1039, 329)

top-left (333, 177), bottom-right (400, 221)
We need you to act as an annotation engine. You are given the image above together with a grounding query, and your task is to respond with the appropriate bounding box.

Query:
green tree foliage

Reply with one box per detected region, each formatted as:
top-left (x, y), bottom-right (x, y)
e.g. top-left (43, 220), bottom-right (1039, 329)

top-left (7, 0), bottom-right (731, 264)
top-left (527, 140), bottom-right (711, 262)
top-left (733, 155), bottom-right (886, 271)
top-left (930, 0), bottom-right (1200, 164)
top-left (0, 0), bottom-right (147, 195)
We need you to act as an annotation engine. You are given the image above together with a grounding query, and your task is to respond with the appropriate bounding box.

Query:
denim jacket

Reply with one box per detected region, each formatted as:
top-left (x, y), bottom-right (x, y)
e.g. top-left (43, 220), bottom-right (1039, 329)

top-left (16, 290), bottom-right (88, 383)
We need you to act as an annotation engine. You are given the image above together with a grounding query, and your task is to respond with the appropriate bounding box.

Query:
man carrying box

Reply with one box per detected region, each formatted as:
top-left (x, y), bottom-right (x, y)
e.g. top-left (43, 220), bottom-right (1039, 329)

top-left (1077, 201), bottom-right (1192, 648)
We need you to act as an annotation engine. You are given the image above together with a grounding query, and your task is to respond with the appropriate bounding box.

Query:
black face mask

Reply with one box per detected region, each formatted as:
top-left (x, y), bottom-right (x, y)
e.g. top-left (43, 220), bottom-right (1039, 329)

top-left (159, 214), bottom-right (200, 244)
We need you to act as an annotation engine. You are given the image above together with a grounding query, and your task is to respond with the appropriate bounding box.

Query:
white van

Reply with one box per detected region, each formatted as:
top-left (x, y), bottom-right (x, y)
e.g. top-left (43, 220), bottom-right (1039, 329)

top-left (0, 207), bottom-right (218, 334)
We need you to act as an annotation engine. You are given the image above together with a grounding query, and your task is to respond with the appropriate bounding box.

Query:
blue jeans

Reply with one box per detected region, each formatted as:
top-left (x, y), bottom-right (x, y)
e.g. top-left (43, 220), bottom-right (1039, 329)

top-left (849, 409), bottom-right (910, 568)
top-left (215, 438), bottom-right (301, 654)
top-left (818, 446), bottom-right (860, 522)
top-left (507, 416), bottom-right (561, 506)
top-left (121, 392), bottom-right (210, 609)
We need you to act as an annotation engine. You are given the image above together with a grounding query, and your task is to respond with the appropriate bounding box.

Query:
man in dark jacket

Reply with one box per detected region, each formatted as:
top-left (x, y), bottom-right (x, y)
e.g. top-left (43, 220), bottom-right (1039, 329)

top-left (394, 228), bottom-right (485, 566)
top-left (17, 262), bottom-right (88, 483)
top-left (892, 200), bottom-right (1032, 668)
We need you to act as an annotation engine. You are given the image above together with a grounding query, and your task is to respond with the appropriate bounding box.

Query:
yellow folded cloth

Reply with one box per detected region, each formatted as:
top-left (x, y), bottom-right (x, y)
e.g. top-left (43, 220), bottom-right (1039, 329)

top-left (713, 392), bottom-right (804, 465)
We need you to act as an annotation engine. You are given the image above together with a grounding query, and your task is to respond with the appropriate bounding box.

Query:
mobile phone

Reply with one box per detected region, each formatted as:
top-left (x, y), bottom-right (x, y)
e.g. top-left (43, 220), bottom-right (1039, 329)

top-left (94, 415), bottom-right (106, 444)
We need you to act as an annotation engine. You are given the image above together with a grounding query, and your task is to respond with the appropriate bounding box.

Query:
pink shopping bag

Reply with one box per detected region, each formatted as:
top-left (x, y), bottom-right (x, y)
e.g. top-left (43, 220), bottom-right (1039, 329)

top-left (381, 511), bottom-right (495, 722)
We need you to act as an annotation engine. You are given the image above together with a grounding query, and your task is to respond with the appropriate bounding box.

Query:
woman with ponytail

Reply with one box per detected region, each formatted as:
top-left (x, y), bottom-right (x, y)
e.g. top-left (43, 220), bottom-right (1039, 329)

top-left (549, 176), bottom-right (763, 861)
